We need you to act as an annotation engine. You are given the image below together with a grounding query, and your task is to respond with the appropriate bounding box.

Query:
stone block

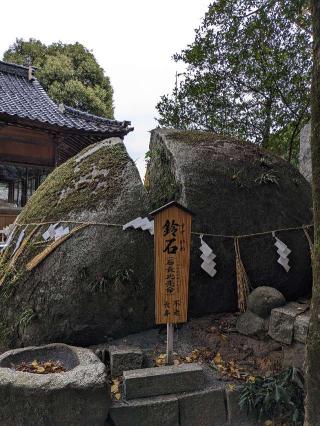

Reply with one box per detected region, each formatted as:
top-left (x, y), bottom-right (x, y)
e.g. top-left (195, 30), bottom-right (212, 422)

top-left (178, 387), bottom-right (227, 426)
top-left (109, 395), bottom-right (179, 426)
top-left (226, 387), bottom-right (263, 426)
top-left (109, 345), bottom-right (143, 377)
top-left (124, 363), bottom-right (205, 400)
top-left (294, 312), bottom-right (310, 344)
top-left (268, 302), bottom-right (309, 344)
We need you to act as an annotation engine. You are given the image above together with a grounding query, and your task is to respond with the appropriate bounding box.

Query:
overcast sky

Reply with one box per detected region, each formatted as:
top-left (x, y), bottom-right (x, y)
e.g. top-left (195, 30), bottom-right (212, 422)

top-left (0, 0), bottom-right (209, 177)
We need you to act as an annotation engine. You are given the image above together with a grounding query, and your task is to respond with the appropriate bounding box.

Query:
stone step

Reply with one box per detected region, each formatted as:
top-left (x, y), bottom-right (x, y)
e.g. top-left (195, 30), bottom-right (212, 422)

top-left (123, 363), bottom-right (205, 400)
top-left (179, 387), bottom-right (227, 426)
top-left (109, 395), bottom-right (179, 426)
top-left (109, 386), bottom-right (228, 426)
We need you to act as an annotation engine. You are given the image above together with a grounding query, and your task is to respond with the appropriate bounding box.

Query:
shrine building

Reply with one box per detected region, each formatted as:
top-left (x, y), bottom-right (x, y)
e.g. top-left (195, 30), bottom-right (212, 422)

top-left (0, 61), bottom-right (132, 228)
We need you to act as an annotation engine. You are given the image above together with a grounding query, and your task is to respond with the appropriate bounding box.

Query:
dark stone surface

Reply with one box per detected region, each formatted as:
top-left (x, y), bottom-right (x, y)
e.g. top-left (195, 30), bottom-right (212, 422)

top-left (0, 139), bottom-right (154, 350)
top-left (109, 345), bottom-right (143, 377)
top-left (123, 363), bottom-right (205, 400)
top-left (109, 395), bottom-right (179, 426)
top-left (236, 310), bottom-right (268, 338)
top-left (146, 129), bottom-right (312, 315)
top-left (248, 286), bottom-right (286, 318)
top-left (0, 343), bottom-right (110, 426)
top-left (178, 387), bottom-right (227, 426)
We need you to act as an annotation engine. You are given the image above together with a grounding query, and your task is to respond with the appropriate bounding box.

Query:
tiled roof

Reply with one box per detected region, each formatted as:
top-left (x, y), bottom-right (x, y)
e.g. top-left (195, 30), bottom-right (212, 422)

top-left (0, 61), bottom-right (132, 135)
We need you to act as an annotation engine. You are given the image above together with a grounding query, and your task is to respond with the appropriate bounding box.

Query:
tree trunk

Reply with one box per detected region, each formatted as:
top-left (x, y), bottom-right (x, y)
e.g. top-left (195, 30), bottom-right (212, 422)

top-left (261, 97), bottom-right (273, 147)
top-left (304, 1), bottom-right (320, 425)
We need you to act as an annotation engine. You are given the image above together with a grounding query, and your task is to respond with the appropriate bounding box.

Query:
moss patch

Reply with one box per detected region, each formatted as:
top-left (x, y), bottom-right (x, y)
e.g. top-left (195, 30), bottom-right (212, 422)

top-left (19, 142), bottom-right (129, 223)
top-left (145, 142), bottom-right (181, 209)
top-left (167, 130), bottom-right (248, 146)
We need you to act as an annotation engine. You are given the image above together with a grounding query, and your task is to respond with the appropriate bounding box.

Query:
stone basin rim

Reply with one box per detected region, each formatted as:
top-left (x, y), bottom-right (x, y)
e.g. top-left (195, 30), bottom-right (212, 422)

top-left (0, 342), bottom-right (79, 372)
top-left (0, 343), bottom-right (105, 386)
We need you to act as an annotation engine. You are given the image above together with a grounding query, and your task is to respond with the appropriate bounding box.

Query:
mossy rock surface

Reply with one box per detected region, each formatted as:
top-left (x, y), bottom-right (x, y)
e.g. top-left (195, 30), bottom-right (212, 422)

top-left (146, 128), bottom-right (312, 315)
top-left (0, 138), bottom-right (154, 350)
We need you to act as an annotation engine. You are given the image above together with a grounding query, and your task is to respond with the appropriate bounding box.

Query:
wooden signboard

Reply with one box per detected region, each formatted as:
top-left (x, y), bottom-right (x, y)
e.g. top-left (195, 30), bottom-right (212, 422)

top-left (151, 201), bottom-right (193, 325)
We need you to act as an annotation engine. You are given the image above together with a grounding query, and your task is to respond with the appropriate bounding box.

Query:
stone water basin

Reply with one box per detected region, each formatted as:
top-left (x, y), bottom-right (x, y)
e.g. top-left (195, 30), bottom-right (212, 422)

top-left (0, 343), bottom-right (110, 426)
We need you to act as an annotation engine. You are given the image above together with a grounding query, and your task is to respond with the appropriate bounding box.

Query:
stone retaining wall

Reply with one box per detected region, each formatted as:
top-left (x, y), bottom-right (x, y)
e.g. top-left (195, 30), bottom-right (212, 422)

top-left (108, 384), bottom-right (261, 426)
top-left (106, 361), bottom-right (261, 426)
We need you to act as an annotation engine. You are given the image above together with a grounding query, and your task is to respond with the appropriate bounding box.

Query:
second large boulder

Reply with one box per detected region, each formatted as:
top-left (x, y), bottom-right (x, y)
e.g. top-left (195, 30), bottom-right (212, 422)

top-left (146, 129), bottom-right (312, 316)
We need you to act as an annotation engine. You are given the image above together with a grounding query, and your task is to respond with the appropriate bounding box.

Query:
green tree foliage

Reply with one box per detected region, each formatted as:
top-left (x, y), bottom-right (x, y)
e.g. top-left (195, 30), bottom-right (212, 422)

top-left (3, 39), bottom-right (114, 118)
top-left (157, 0), bottom-right (311, 163)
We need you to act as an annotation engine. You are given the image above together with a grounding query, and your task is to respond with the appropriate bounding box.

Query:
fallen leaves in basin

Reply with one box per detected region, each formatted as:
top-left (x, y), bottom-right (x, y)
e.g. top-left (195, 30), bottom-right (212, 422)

top-left (111, 378), bottom-right (122, 400)
top-left (12, 359), bottom-right (66, 374)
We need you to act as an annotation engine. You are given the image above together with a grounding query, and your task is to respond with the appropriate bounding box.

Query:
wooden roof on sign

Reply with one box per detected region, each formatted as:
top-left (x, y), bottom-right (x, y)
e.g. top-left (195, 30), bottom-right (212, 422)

top-left (150, 200), bottom-right (194, 217)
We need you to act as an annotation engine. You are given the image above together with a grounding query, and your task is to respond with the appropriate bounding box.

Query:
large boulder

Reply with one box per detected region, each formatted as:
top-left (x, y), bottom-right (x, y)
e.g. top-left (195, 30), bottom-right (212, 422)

top-left (145, 129), bottom-right (312, 316)
top-left (0, 138), bottom-right (154, 350)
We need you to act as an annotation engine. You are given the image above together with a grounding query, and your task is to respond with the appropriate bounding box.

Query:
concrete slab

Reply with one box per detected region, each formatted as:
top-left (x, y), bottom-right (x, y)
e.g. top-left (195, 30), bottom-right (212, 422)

top-left (178, 387), bottom-right (227, 426)
top-left (226, 387), bottom-right (263, 426)
top-left (124, 363), bottom-right (205, 400)
top-left (109, 395), bottom-right (179, 426)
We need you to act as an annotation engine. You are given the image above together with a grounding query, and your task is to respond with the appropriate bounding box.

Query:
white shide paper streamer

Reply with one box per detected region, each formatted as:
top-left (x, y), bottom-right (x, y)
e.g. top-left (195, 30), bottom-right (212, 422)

top-left (123, 217), bottom-right (154, 235)
top-left (199, 235), bottom-right (217, 277)
top-left (273, 232), bottom-right (291, 273)
top-left (42, 223), bottom-right (70, 241)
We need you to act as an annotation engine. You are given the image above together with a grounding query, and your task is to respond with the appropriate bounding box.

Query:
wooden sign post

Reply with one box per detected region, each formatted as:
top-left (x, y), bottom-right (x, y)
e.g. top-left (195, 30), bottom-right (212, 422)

top-left (151, 201), bottom-right (193, 365)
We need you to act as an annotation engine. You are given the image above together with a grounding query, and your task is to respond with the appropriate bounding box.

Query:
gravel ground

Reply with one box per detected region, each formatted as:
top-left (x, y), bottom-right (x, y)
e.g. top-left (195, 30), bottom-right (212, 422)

top-left (90, 312), bottom-right (305, 383)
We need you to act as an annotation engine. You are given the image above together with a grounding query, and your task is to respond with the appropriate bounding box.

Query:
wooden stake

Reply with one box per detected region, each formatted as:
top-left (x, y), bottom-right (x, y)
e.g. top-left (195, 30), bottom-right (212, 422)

top-left (166, 323), bottom-right (174, 365)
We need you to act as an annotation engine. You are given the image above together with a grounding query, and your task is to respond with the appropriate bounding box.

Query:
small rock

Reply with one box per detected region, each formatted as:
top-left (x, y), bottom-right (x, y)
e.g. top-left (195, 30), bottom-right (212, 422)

top-left (248, 286), bottom-right (285, 318)
top-left (236, 311), bottom-right (268, 338)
